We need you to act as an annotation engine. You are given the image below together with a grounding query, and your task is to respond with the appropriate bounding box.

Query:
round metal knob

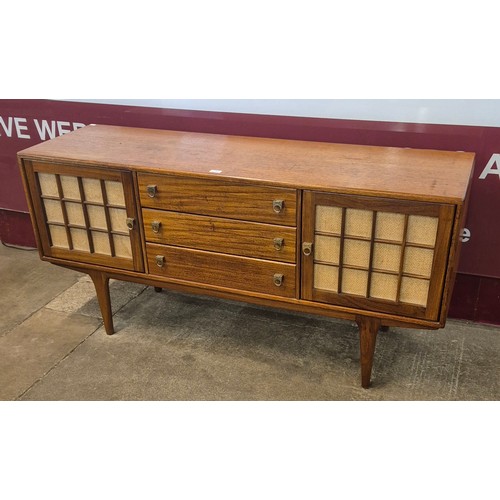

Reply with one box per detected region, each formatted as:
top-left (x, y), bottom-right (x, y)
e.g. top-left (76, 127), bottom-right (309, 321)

top-left (126, 217), bottom-right (135, 230)
top-left (272, 200), bottom-right (284, 214)
top-left (302, 242), bottom-right (313, 256)
top-left (151, 221), bottom-right (161, 234)
top-left (273, 273), bottom-right (284, 287)
top-left (147, 185), bottom-right (158, 198)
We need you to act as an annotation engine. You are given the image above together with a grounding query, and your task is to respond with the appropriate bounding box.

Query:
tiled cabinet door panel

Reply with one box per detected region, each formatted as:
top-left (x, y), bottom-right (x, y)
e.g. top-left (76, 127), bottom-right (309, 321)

top-left (301, 191), bottom-right (455, 321)
top-left (25, 162), bottom-right (144, 272)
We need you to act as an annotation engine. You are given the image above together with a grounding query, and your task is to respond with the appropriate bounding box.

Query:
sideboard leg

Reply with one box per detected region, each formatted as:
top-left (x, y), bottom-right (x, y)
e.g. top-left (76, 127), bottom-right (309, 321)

top-left (154, 287), bottom-right (162, 293)
top-left (89, 271), bottom-right (114, 335)
top-left (356, 316), bottom-right (381, 389)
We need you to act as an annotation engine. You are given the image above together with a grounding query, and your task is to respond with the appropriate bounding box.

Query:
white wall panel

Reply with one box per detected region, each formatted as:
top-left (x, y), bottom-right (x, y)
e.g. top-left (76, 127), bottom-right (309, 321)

top-left (63, 99), bottom-right (500, 128)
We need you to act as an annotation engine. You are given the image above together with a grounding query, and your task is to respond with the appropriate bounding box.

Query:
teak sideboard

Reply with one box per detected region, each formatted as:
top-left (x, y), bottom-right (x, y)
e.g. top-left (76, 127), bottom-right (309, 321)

top-left (18, 125), bottom-right (475, 388)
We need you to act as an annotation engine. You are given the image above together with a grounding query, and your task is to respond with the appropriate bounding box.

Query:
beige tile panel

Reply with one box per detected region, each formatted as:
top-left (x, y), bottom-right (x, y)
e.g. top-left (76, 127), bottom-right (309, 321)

top-left (49, 225), bottom-right (69, 248)
top-left (314, 235), bottom-right (340, 264)
top-left (372, 242), bottom-right (401, 272)
top-left (314, 264), bottom-right (338, 292)
top-left (403, 247), bottom-right (434, 278)
top-left (82, 178), bottom-right (103, 203)
top-left (38, 173), bottom-right (59, 197)
top-left (315, 205), bottom-right (342, 234)
top-left (345, 209), bottom-right (372, 238)
top-left (400, 277), bottom-right (430, 306)
top-left (343, 239), bottom-right (371, 268)
top-left (342, 268), bottom-right (368, 296)
top-left (104, 180), bottom-right (126, 207)
top-left (87, 205), bottom-right (108, 230)
top-left (375, 212), bottom-right (405, 242)
top-left (407, 215), bottom-right (438, 246)
top-left (370, 272), bottom-right (398, 301)
top-left (70, 228), bottom-right (90, 252)
top-left (43, 199), bottom-right (64, 223)
top-left (92, 231), bottom-right (111, 255)
top-left (65, 202), bottom-right (85, 226)
top-left (60, 175), bottom-right (81, 200)
top-left (109, 208), bottom-right (128, 233)
top-left (113, 235), bottom-right (132, 259)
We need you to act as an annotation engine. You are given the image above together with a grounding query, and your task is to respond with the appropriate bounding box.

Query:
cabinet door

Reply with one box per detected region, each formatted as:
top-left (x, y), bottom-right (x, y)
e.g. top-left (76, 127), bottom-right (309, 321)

top-left (301, 192), bottom-right (455, 321)
top-left (25, 161), bottom-right (144, 272)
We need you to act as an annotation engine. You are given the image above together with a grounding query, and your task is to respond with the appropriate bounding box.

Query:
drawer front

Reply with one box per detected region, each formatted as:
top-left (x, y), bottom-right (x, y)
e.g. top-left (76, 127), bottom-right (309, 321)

top-left (147, 243), bottom-right (296, 298)
top-left (143, 209), bottom-right (296, 263)
top-left (138, 173), bottom-right (297, 226)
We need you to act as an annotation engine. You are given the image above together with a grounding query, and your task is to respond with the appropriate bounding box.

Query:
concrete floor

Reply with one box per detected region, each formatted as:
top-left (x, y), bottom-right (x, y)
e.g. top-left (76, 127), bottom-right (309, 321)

top-left (1, 243), bottom-right (498, 400)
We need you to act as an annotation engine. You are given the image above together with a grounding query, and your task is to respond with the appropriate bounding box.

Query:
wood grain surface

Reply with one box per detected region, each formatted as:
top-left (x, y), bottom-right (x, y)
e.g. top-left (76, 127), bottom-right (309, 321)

top-left (142, 208), bottom-right (296, 263)
top-left (19, 125), bottom-right (475, 203)
top-left (138, 173), bottom-right (297, 226)
top-left (146, 243), bottom-right (296, 298)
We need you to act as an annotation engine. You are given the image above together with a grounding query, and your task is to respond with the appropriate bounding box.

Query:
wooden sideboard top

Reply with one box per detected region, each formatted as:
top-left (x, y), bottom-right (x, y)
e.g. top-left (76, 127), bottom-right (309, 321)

top-left (18, 124), bottom-right (475, 203)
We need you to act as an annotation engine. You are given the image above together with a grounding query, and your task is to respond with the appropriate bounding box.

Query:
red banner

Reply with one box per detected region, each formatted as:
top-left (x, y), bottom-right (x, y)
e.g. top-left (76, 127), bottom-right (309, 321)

top-left (1, 99), bottom-right (499, 280)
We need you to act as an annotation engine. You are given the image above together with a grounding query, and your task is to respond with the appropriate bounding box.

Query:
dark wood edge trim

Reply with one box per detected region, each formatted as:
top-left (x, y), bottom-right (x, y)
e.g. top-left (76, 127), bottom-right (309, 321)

top-left (141, 207), bottom-right (300, 232)
top-left (337, 207), bottom-right (347, 293)
top-left (17, 158), bottom-right (45, 259)
top-left (77, 177), bottom-right (95, 253)
top-left (49, 247), bottom-right (135, 271)
top-left (30, 161), bottom-right (125, 181)
top-left (426, 204), bottom-right (456, 321)
top-left (295, 189), bottom-right (303, 299)
top-left (137, 171), bottom-right (299, 193)
top-left (132, 171), bottom-right (148, 274)
top-left (312, 192), bottom-right (446, 216)
top-left (23, 163), bottom-right (54, 256)
top-left (366, 211), bottom-right (378, 297)
top-left (46, 256), bottom-right (440, 329)
top-left (440, 207), bottom-right (470, 327)
top-left (300, 191), bottom-right (315, 300)
top-left (312, 287), bottom-right (427, 319)
top-left (121, 171), bottom-right (144, 272)
top-left (99, 179), bottom-right (116, 257)
top-left (18, 153), bottom-right (468, 205)
top-left (54, 174), bottom-right (73, 250)
top-left (40, 221), bottom-right (128, 235)
top-left (396, 214), bottom-right (410, 302)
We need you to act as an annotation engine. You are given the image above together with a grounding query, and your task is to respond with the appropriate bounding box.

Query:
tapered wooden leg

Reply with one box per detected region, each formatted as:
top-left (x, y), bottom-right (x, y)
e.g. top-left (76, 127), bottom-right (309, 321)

top-left (356, 316), bottom-right (381, 388)
top-left (89, 271), bottom-right (114, 335)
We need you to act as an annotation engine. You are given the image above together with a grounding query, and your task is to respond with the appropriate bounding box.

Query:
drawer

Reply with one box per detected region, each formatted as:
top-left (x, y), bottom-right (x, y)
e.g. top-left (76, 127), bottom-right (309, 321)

top-left (143, 209), bottom-right (296, 263)
top-left (147, 243), bottom-right (296, 298)
top-left (138, 173), bottom-right (297, 226)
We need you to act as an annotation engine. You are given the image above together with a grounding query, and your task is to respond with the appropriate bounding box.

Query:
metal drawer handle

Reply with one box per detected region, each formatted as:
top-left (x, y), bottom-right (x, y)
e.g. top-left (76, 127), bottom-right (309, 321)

top-left (272, 200), bottom-right (284, 214)
top-left (273, 273), bottom-right (284, 287)
top-left (273, 238), bottom-right (284, 251)
top-left (147, 185), bottom-right (158, 198)
top-left (155, 255), bottom-right (165, 268)
top-left (126, 217), bottom-right (135, 230)
top-left (151, 221), bottom-right (162, 234)
top-left (302, 242), bottom-right (313, 256)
